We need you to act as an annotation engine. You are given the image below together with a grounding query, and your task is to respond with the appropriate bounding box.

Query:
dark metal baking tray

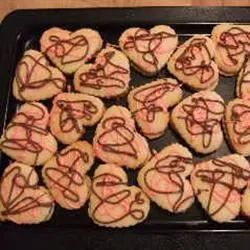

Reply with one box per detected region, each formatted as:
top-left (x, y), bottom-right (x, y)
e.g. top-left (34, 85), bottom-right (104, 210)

top-left (0, 7), bottom-right (250, 233)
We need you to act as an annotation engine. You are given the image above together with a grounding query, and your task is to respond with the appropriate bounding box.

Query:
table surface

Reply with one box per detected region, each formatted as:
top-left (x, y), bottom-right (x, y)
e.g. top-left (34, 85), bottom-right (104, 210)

top-left (0, 0), bottom-right (249, 21)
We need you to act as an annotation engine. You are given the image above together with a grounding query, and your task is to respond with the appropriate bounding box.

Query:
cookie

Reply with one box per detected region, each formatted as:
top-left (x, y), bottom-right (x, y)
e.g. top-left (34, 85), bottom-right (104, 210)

top-left (88, 163), bottom-right (150, 228)
top-left (168, 35), bottom-right (219, 90)
top-left (224, 98), bottom-right (250, 156)
top-left (0, 102), bottom-right (57, 166)
top-left (42, 141), bottom-right (93, 210)
top-left (119, 25), bottom-right (178, 76)
top-left (138, 143), bottom-right (194, 213)
top-left (40, 27), bottom-right (103, 74)
top-left (93, 105), bottom-right (150, 169)
top-left (50, 93), bottom-right (105, 144)
top-left (0, 162), bottom-right (54, 224)
top-left (236, 58), bottom-right (250, 98)
top-left (242, 186), bottom-right (250, 217)
top-left (74, 47), bottom-right (130, 98)
top-left (13, 50), bottom-right (66, 101)
top-left (128, 78), bottom-right (182, 139)
top-left (191, 154), bottom-right (250, 222)
top-left (171, 91), bottom-right (225, 154)
top-left (211, 24), bottom-right (250, 76)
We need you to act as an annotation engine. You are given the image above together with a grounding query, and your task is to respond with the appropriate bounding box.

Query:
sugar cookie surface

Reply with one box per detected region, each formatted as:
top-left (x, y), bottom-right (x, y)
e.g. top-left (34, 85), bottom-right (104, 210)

top-left (88, 164), bottom-right (150, 228)
top-left (40, 27), bottom-right (103, 74)
top-left (168, 35), bottom-right (219, 90)
top-left (236, 58), bottom-right (250, 98)
top-left (119, 25), bottom-right (178, 75)
top-left (74, 47), bottom-right (130, 98)
top-left (138, 143), bottom-right (194, 213)
top-left (128, 78), bottom-right (182, 139)
top-left (171, 91), bottom-right (225, 154)
top-left (0, 102), bottom-right (57, 166)
top-left (191, 154), bottom-right (250, 223)
top-left (13, 49), bottom-right (66, 101)
top-left (211, 24), bottom-right (250, 76)
top-left (43, 141), bottom-right (94, 210)
top-left (50, 92), bottom-right (105, 144)
top-left (93, 105), bottom-right (150, 169)
top-left (0, 162), bottom-right (54, 224)
top-left (224, 98), bottom-right (250, 156)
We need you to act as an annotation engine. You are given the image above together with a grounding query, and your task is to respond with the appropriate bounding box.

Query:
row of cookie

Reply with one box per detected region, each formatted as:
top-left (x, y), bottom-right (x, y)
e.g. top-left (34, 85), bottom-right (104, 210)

top-left (0, 97), bottom-right (248, 226)
top-left (1, 87), bottom-right (249, 168)
top-left (0, 143), bottom-right (148, 226)
top-left (139, 144), bottom-right (250, 224)
top-left (14, 47), bottom-right (130, 101)
top-left (129, 78), bottom-right (250, 156)
top-left (94, 93), bottom-right (250, 162)
top-left (1, 142), bottom-right (250, 226)
top-left (40, 24), bottom-right (249, 78)
top-left (14, 24), bottom-right (250, 102)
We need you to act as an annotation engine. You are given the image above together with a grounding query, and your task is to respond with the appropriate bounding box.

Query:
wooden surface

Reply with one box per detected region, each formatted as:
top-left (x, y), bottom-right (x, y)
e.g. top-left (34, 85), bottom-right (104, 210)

top-left (0, 0), bottom-right (249, 21)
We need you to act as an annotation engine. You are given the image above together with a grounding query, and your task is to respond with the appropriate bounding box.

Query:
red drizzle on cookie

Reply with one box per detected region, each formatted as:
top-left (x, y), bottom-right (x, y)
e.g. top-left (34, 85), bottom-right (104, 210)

top-left (97, 117), bottom-right (137, 159)
top-left (238, 61), bottom-right (250, 98)
top-left (91, 172), bottom-right (145, 224)
top-left (195, 159), bottom-right (250, 217)
top-left (132, 80), bottom-right (179, 122)
top-left (79, 51), bottom-right (129, 90)
top-left (15, 54), bottom-right (65, 100)
top-left (218, 27), bottom-right (250, 65)
top-left (0, 165), bottom-right (53, 216)
top-left (231, 103), bottom-right (250, 145)
top-left (0, 103), bottom-right (49, 165)
top-left (178, 97), bottom-right (225, 148)
top-left (144, 155), bottom-right (193, 212)
top-left (44, 148), bottom-right (89, 204)
top-left (123, 28), bottom-right (176, 71)
top-left (44, 34), bottom-right (89, 65)
top-left (56, 99), bottom-right (98, 133)
top-left (175, 38), bottom-right (215, 84)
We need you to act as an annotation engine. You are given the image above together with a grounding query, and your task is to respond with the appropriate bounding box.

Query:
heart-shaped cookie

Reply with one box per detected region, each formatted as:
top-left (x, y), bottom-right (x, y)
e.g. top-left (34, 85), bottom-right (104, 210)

top-left (191, 154), bottom-right (250, 222)
top-left (50, 93), bottom-right (105, 144)
top-left (0, 102), bottom-right (57, 166)
top-left (119, 25), bottom-right (178, 76)
top-left (93, 105), bottom-right (150, 169)
top-left (212, 24), bottom-right (250, 76)
top-left (236, 58), bottom-right (250, 98)
top-left (171, 91), bottom-right (225, 154)
top-left (40, 27), bottom-right (103, 74)
top-left (74, 47), bottom-right (130, 98)
top-left (88, 164), bottom-right (150, 228)
top-left (224, 98), bottom-right (250, 156)
top-left (138, 143), bottom-right (194, 213)
top-left (43, 141), bottom-right (93, 210)
top-left (13, 50), bottom-right (66, 101)
top-left (168, 35), bottom-right (219, 90)
top-left (0, 162), bottom-right (54, 224)
top-left (128, 78), bottom-right (182, 139)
